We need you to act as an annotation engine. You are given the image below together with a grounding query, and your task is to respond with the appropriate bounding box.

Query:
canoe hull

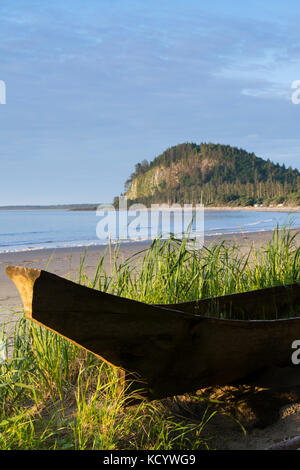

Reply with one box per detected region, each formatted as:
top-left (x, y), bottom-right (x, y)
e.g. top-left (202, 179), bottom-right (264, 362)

top-left (6, 266), bottom-right (300, 400)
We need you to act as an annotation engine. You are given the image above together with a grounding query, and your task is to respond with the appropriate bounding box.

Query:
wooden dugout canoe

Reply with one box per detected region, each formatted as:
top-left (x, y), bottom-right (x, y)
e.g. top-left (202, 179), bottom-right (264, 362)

top-left (6, 265), bottom-right (300, 400)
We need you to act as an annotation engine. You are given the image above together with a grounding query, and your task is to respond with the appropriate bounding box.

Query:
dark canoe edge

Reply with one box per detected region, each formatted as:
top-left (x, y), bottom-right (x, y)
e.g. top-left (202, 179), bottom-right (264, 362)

top-left (6, 265), bottom-right (300, 322)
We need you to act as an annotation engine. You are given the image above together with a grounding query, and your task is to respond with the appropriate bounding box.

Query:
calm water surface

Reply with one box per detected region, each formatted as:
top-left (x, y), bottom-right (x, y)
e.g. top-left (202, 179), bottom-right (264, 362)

top-left (0, 209), bottom-right (298, 253)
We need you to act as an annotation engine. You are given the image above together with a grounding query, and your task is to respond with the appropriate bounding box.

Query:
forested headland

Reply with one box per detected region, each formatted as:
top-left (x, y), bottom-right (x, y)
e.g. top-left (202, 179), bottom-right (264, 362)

top-left (116, 143), bottom-right (300, 207)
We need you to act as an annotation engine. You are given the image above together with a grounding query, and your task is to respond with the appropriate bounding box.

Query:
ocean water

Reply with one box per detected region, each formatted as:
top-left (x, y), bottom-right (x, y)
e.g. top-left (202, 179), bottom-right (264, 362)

top-left (0, 208), bottom-right (299, 253)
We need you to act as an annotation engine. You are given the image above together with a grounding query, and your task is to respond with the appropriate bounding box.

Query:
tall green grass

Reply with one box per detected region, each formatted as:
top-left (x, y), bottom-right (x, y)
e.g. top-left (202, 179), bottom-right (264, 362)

top-left (81, 225), bottom-right (300, 305)
top-left (0, 227), bottom-right (299, 450)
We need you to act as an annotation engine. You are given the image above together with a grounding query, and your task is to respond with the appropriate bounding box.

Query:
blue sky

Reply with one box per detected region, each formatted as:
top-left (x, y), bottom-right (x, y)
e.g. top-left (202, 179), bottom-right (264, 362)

top-left (1, 0), bottom-right (300, 204)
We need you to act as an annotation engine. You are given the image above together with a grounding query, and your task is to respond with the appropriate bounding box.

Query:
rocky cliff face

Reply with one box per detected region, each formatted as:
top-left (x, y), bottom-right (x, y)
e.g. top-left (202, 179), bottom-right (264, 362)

top-left (126, 153), bottom-right (218, 200)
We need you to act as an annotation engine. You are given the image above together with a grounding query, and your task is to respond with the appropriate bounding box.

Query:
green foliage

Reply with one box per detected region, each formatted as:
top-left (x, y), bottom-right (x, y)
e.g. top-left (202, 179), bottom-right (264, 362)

top-left (158, 180), bottom-right (167, 191)
top-left (179, 174), bottom-right (192, 187)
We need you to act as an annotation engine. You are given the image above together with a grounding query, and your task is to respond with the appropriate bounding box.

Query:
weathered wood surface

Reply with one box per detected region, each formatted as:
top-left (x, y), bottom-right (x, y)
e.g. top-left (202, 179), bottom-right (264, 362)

top-left (6, 265), bottom-right (300, 400)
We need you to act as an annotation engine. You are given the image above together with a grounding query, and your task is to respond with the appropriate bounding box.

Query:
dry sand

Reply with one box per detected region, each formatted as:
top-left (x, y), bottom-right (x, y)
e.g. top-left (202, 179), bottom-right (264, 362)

top-left (188, 365), bottom-right (300, 450)
top-left (1, 229), bottom-right (300, 450)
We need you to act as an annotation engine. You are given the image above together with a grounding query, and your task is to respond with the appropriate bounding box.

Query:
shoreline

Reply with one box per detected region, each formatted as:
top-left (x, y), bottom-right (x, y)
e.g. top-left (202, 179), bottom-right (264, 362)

top-left (2, 227), bottom-right (300, 450)
top-left (2, 205), bottom-right (299, 213)
top-left (144, 205), bottom-right (300, 212)
top-left (110, 205), bottom-right (300, 213)
top-left (1, 227), bottom-right (300, 326)
top-left (1, 205), bottom-right (299, 255)
top-left (204, 205), bottom-right (300, 212)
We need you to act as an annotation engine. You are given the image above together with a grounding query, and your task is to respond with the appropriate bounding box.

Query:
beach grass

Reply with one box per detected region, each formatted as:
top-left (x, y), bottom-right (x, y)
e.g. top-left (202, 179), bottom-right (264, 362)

top-left (82, 225), bottom-right (300, 313)
top-left (0, 226), bottom-right (299, 450)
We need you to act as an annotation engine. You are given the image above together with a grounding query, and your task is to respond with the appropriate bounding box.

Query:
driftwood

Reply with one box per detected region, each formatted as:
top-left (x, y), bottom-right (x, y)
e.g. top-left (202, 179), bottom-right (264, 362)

top-left (6, 266), bottom-right (300, 400)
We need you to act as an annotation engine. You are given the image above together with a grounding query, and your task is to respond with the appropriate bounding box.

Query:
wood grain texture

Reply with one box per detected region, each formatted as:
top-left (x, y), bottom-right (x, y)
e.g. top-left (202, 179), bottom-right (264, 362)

top-left (6, 265), bottom-right (300, 400)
